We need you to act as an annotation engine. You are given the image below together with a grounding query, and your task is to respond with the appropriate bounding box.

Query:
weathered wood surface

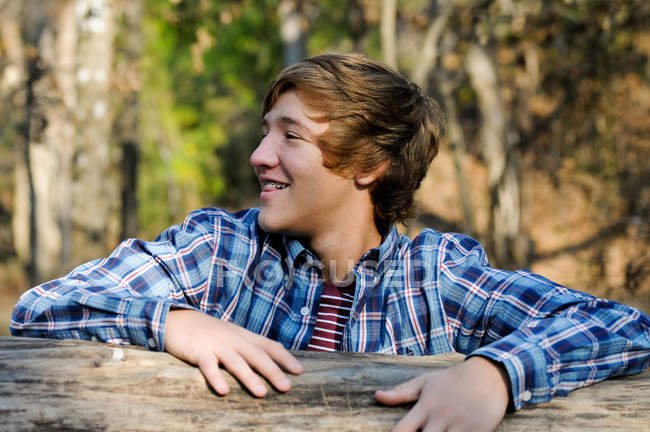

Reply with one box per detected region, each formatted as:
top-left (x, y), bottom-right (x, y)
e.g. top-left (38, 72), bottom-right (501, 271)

top-left (0, 336), bottom-right (648, 431)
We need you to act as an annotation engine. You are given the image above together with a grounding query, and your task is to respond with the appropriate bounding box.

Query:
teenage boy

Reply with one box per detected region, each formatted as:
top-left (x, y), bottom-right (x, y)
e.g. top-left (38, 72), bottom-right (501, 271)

top-left (11, 54), bottom-right (650, 432)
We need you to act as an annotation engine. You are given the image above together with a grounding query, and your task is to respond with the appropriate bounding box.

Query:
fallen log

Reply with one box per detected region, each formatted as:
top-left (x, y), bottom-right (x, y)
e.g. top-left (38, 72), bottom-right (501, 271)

top-left (0, 336), bottom-right (648, 431)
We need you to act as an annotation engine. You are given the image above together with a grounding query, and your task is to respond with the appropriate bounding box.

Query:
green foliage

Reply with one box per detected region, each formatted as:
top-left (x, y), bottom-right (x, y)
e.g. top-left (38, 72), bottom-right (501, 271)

top-left (138, 0), bottom-right (284, 237)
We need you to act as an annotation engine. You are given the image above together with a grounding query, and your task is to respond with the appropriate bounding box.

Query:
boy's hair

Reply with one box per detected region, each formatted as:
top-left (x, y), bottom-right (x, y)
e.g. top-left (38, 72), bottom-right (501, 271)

top-left (262, 53), bottom-right (445, 231)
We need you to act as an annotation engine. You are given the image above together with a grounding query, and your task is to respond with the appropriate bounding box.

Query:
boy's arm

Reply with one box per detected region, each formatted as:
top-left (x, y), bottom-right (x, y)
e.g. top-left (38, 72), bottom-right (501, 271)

top-left (378, 232), bottom-right (649, 431)
top-left (10, 209), bottom-right (234, 349)
top-left (9, 234), bottom-right (190, 349)
top-left (435, 233), bottom-right (650, 410)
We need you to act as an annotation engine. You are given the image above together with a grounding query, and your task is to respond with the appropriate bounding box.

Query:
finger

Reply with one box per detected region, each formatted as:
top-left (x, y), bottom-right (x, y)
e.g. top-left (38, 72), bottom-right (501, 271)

top-left (390, 401), bottom-right (428, 432)
top-left (375, 374), bottom-right (428, 406)
top-left (240, 330), bottom-right (303, 376)
top-left (218, 349), bottom-right (268, 397)
top-left (197, 354), bottom-right (230, 395)
top-left (422, 418), bottom-right (447, 432)
top-left (239, 343), bottom-right (293, 393)
top-left (258, 337), bottom-right (303, 375)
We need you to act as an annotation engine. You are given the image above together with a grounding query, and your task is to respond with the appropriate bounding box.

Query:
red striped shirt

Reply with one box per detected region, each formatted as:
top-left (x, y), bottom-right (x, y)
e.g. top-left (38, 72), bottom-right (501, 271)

top-left (307, 281), bottom-right (355, 352)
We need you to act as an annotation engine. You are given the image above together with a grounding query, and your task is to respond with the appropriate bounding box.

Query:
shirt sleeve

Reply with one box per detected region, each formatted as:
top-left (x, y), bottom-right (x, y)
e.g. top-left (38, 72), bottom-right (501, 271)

top-left (10, 209), bottom-right (221, 351)
top-left (437, 233), bottom-right (650, 410)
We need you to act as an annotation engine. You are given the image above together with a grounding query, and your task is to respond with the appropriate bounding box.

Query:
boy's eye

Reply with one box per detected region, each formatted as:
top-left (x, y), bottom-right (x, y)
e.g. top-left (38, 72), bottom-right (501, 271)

top-left (286, 132), bottom-right (300, 140)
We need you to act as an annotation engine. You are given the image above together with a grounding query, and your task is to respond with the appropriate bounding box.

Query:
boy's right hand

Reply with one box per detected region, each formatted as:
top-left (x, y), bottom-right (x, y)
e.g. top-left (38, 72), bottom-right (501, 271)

top-left (164, 309), bottom-right (303, 397)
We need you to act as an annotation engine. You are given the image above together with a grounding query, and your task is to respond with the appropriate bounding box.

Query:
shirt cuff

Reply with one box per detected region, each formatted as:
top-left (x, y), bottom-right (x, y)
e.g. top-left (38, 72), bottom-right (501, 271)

top-left (71, 295), bottom-right (196, 352)
top-left (121, 298), bottom-right (172, 351)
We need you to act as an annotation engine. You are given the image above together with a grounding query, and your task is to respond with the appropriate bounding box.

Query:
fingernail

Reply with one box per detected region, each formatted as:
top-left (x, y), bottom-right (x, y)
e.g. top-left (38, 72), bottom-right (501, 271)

top-left (255, 384), bottom-right (267, 395)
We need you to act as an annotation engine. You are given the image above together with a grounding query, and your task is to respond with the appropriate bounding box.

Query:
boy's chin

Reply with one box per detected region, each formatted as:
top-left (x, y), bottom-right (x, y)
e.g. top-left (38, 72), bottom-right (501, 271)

top-left (257, 211), bottom-right (285, 234)
top-left (257, 211), bottom-right (305, 237)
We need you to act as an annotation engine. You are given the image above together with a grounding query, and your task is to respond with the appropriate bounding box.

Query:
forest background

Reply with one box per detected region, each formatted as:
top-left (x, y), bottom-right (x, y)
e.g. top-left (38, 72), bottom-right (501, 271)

top-left (0, 0), bottom-right (648, 336)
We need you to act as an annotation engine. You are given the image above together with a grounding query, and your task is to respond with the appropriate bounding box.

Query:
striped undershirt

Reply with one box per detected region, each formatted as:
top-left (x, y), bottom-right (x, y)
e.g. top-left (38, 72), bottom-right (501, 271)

top-left (307, 281), bottom-right (355, 352)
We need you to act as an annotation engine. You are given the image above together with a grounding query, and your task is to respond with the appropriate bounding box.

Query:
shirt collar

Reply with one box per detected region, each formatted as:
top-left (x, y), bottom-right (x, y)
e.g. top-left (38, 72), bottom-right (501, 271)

top-left (280, 225), bottom-right (402, 275)
top-left (355, 225), bottom-right (401, 277)
top-left (284, 236), bottom-right (321, 268)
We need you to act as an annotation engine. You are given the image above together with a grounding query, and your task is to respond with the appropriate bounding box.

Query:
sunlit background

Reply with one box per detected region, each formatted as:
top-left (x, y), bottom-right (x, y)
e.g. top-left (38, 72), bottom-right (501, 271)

top-left (1, 0), bottom-right (649, 335)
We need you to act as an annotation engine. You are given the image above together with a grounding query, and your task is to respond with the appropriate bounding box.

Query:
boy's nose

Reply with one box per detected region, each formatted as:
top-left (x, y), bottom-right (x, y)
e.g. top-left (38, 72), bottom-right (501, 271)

top-left (250, 134), bottom-right (279, 169)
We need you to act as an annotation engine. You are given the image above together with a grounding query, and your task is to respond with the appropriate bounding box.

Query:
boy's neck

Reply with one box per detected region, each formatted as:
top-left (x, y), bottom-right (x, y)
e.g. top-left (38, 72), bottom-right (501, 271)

top-left (307, 217), bottom-right (383, 284)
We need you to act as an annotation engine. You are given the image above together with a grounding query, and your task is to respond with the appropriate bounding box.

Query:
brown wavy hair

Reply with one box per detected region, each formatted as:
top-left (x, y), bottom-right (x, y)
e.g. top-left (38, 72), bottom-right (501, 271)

top-left (262, 53), bottom-right (445, 232)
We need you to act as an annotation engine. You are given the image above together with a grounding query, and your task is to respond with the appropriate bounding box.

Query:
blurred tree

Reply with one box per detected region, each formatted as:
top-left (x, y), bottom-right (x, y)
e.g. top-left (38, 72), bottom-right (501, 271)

top-left (466, 43), bottom-right (524, 266)
top-left (72, 0), bottom-right (121, 266)
top-left (279, 0), bottom-right (307, 65)
top-left (113, 0), bottom-right (144, 239)
top-left (0, 0), bottom-right (140, 284)
top-left (3, 0), bottom-right (119, 283)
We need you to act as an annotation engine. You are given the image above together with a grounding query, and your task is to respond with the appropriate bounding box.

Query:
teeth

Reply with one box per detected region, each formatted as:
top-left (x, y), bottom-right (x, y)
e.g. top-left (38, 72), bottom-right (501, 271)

top-left (264, 181), bottom-right (288, 189)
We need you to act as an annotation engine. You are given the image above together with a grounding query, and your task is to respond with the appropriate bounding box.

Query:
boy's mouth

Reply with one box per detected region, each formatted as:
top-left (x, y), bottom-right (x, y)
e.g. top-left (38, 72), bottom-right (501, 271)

top-left (263, 180), bottom-right (289, 190)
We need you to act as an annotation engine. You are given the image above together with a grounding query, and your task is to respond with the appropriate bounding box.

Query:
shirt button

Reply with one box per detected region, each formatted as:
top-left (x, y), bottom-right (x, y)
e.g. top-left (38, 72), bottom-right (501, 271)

top-left (300, 306), bottom-right (310, 316)
top-left (90, 336), bottom-right (98, 342)
top-left (147, 337), bottom-right (157, 349)
top-left (521, 390), bottom-right (532, 402)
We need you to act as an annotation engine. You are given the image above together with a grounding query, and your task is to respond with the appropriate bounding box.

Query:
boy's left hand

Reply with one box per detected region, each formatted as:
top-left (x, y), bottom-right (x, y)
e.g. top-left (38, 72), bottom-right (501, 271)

top-left (375, 356), bottom-right (510, 432)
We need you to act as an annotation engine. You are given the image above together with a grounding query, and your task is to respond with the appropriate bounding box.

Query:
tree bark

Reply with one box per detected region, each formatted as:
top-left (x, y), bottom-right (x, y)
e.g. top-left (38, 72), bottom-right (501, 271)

top-left (52, 0), bottom-right (77, 271)
top-left (13, 0), bottom-right (77, 283)
top-left (279, 0), bottom-right (306, 67)
top-left (411, 0), bottom-right (454, 92)
top-left (440, 75), bottom-right (475, 235)
top-left (465, 44), bottom-right (523, 267)
top-left (1, 1), bottom-right (30, 276)
top-left (72, 0), bottom-right (119, 262)
top-left (8, 0), bottom-right (120, 283)
top-left (1, 336), bottom-right (648, 431)
top-left (380, 0), bottom-right (397, 69)
top-left (113, 0), bottom-right (143, 239)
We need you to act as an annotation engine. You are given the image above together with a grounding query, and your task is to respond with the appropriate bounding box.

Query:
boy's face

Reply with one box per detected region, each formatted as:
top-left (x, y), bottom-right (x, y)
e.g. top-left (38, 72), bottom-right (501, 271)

top-left (250, 90), bottom-right (358, 239)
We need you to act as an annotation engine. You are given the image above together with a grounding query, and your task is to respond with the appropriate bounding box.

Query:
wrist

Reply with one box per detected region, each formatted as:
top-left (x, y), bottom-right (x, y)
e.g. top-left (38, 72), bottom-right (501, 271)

top-left (464, 356), bottom-right (511, 413)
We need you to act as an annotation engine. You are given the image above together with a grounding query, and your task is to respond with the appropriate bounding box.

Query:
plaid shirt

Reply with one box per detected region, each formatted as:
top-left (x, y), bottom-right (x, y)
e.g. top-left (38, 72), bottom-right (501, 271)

top-left (11, 207), bottom-right (650, 410)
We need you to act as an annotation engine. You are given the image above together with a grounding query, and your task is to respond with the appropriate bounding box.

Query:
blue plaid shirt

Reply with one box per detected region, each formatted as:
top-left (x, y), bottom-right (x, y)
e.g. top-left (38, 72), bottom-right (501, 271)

top-left (11, 207), bottom-right (650, 410)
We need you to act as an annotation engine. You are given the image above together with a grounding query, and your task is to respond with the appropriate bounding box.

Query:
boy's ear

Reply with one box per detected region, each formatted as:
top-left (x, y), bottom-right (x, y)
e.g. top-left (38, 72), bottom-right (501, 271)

top-left (355, 160), bottom-right (389, 186)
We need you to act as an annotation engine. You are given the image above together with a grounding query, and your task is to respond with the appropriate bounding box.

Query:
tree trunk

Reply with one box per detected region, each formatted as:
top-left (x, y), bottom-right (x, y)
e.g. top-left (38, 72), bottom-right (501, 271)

top-left (12, 0), bottom-right (78, 283)
top-left (279, 0), bottom-right (306, 66)
top-left (113, 0), bottom-right (143, 239)
top-left (1, 336), bottom-right (649, 431)
top-left (1, 0), bottom-right (29, 275)
top-left (72, 0), bottom-right (119, 262)
top-left (10, 0), bottom-right (120, 284)
top-left (380, 0), bottom-right (397, 69)
top-left (53, 0), bottom-right (77, 272)
top-left (411, 0), bottom-right (454, 92)
top-left (440, 75), bottom-right (475, 235)
top-left (465, 44), bottom-right (523, 267)
top-left (7, 0), bottom-right (123, 284)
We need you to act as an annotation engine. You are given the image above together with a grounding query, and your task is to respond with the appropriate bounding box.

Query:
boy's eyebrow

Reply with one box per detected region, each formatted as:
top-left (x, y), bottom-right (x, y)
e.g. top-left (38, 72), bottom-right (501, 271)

top-left (262, 115), bottom-right (315, 138)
